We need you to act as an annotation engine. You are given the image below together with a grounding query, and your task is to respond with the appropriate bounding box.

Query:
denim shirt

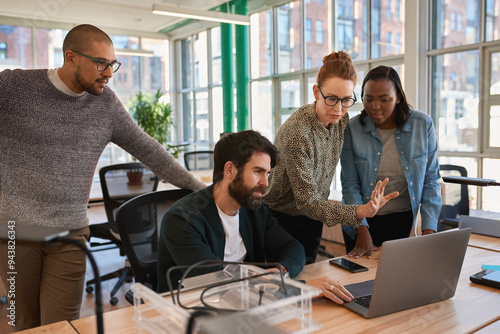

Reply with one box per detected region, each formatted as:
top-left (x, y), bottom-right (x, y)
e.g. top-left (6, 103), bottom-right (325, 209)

top-left (340, 110), bottom-right (442, 239)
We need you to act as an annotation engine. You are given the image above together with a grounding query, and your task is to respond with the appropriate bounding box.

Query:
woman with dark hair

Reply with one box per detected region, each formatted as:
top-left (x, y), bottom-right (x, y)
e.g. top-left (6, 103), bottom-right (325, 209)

top-left (340, 65), bottom-right (442, 258)
top-left (263, 52), bottom-right (398, 264)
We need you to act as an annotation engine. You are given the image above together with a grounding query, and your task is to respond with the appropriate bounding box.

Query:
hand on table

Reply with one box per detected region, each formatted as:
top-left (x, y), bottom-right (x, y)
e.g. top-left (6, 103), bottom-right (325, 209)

top-left (348, 225), bottom-right (379, 259)
top-left (306, 276), bottom-right (354, 304)
top-left (356, 178), bottom-right (399, 219)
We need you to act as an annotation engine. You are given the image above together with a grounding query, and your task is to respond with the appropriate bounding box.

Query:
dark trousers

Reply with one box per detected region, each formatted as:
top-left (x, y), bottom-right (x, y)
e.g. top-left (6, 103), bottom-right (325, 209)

top-left (343, 210), bottom-right (413, 254)
top-left (270, 209), bottom-right (323, 264)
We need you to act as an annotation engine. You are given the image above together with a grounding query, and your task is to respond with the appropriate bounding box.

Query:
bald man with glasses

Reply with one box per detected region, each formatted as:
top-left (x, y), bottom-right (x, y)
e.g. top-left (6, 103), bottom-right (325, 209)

top-left (0, 24), bottom-right (204, 331)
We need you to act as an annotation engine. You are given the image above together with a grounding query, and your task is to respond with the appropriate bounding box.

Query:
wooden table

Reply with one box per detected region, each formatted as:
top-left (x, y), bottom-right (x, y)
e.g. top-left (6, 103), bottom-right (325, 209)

top-left (16, 320), bottom-right (76, 334)
top-left (469, 233), bottom-right (500, 253)
top-left (296, 246), bottom-right (500, 334)
top-left (89, 170), bottom-right (213, 203)
top-left (71, 308), bottom-right (135, 334)
top-left (69, 243), bottom-right (500, 334)
top-left (474, 318), bottom-right (500, 333)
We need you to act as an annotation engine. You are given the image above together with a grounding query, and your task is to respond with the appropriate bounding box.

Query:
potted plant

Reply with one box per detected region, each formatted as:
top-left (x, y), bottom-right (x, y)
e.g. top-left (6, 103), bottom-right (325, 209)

top-left (128, 89), bottom-right (186, 183)
top-left (129, 89), bottom-right (172, 148)
top-left (126, 168), bottom-right (143, 185)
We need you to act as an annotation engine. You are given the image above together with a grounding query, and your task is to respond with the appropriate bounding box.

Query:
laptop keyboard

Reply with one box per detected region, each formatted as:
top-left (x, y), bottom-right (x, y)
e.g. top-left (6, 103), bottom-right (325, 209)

top-left (353, 295), bottom-right (372, 308)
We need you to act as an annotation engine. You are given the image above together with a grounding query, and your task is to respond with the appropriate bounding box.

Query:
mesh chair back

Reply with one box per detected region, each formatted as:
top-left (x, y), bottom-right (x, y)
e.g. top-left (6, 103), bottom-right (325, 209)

top-left (115, 189), bottom-right (193, 290)
top-left (99, 163), bottom-right (159, 238)
top-left (183, 151), bottom-right (214, 171)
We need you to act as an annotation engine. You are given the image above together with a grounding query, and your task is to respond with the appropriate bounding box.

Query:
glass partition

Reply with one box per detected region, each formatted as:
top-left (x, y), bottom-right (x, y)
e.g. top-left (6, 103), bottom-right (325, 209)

top-left (211, 26), bottom-right (222, 85)
top-left (431, 0), bottom-right (479, 49)
top-left (251, 80), bottom-right (273, 141)
top-left (250, 9), bottom-right (272, 79)
top-left (305, 0), bottom-right (330, 69)
top-left (277, 1), bottom-right (301, 74)
top-left (491, 52), bottom-right (500, 95)
top-left (482, 158), bottom-right (500, 211)
top-left (194, 32), bottom-right (208, 88)
top-left (211, 86), bottom-right (223, 143)
top-left (431, 50), bottom-right (479, 152)
top-left (372, 0), bottom-right (405, 57)
top-left (486, 0), bottom-right (500, 42)
top-left (0, 25), bottom-right (34, 70)
top-left (279, 78), bottom-right (301, 125)
top-left (336, 0), bottom-right (367, 61)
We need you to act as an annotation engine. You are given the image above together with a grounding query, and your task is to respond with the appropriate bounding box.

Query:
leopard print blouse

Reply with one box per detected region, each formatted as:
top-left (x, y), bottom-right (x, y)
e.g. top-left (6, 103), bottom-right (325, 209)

top-left (263, 102), bottom-right (361, 228)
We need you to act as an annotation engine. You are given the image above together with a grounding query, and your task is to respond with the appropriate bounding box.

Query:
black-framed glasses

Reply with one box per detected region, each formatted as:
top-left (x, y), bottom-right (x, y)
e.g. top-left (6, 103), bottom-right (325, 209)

top-left (317, 86), bottom-right (357, 108)
top-left (73, 50), bottom-right (121, 73)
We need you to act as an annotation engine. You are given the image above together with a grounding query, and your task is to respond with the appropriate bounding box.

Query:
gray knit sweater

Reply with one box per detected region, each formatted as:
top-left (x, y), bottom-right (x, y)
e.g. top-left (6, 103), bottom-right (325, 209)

top-left (0, 69), bottom-right (205, 230)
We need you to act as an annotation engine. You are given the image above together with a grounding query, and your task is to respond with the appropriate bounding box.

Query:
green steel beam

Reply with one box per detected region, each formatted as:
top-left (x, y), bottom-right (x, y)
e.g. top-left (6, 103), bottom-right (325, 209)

top-left (234, 0), bottom-right (249, 131)
top-left (220, 4), bottom-right (234, 133)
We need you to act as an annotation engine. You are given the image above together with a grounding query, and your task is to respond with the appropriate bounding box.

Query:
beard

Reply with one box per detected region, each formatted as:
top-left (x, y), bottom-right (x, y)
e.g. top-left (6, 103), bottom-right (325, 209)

top-left (228, 172), bottom-right (266, 210)
top-left (74, 65), bottom-right (106, 96)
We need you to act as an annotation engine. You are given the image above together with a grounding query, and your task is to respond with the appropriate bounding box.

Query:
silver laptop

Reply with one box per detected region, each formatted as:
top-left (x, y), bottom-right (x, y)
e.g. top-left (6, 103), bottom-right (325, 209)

top-left (343, 228), bottom-right (471, 318)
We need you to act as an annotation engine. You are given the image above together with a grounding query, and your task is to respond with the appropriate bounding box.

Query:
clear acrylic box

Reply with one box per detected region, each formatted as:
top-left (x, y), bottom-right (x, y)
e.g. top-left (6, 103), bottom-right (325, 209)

top-left (131, 264), bottom-right (321, 333)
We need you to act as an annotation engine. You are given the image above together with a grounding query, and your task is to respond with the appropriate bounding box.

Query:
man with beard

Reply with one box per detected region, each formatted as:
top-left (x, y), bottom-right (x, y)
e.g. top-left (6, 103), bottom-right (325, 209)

top-left (156, 130), bottom-right (356, 307)
top-left (156, 130), bottom-right (307, 292)
top-left (0, 24), bottom-right (205, 331)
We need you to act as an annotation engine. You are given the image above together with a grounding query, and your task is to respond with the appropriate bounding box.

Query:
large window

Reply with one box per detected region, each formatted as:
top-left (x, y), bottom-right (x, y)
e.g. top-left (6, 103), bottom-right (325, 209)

top-left (0, 26), bottom-right (34, 69)
top-left (176, 0), bottom-right (407, 184)
top-left (430, 50), bottom-right (479, 153)
top-left (177, 29), bottom-right (221, 152)
top-left (336, 0), bottom-right (365, 61)
top-left (171, 0), bottom-right (409, 197)
top-left (250, 9), bottom-right (272, 79)
top-left (372, 0), bottom-right (405, 58)
top-left (277, 1), bottom-right (301, 74)
top-left (305, 0), bottom-right (330, 69)
top-left (486, 0), bottom-right (500, 41)
top-left (430, 0), bottom-right (500, 210)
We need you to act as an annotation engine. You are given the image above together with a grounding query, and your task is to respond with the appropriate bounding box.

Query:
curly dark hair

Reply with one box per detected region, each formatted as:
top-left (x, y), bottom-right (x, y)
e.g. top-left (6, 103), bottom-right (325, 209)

top-left (212, 130), bottom-right (278, 183)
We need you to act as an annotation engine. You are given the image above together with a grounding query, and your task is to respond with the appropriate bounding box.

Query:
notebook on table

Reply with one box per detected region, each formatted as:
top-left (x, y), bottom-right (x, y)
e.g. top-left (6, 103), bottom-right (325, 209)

top-left (343, 228), bottom-right (471, 318)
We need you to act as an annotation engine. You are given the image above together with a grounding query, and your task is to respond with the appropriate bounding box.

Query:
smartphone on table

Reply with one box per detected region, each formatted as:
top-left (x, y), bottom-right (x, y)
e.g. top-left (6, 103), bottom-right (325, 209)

top-left (329, 258), bottom-right (368, 273)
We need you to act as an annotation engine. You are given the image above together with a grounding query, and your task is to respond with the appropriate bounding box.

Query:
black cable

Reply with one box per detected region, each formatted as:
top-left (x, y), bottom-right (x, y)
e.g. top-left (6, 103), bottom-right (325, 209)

top-left (185, 310), bottom-right (214, 334)
top-left (57, 237), bottom-right (104, 334)
top-left (167, 260), bottom-right (287, 313)
top-left (198, 271), bottom-right (285, 312)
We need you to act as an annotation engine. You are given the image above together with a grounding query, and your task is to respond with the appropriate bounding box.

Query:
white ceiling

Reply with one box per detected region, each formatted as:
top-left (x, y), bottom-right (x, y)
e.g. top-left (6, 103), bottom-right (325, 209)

top-left (0, 0), bottom-right (235, 37)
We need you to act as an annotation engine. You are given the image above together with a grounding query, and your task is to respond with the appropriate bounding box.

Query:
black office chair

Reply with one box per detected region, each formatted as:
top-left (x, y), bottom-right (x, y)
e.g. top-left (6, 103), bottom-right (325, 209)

top-left (114, 188), bottom-right (193, 304)
top-left (86, 162), bottom-right (159, 305)
top-left (183, 151), bottom-right (214, 171)
top-left (438, 164), bottom-right (470, 231)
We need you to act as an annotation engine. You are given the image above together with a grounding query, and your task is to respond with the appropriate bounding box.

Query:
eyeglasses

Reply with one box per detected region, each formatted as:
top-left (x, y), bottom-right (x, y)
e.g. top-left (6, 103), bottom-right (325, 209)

top-left (317, 86), bottom-right (357, 108)
top-left (73, 51), bottom-right (121, 73)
